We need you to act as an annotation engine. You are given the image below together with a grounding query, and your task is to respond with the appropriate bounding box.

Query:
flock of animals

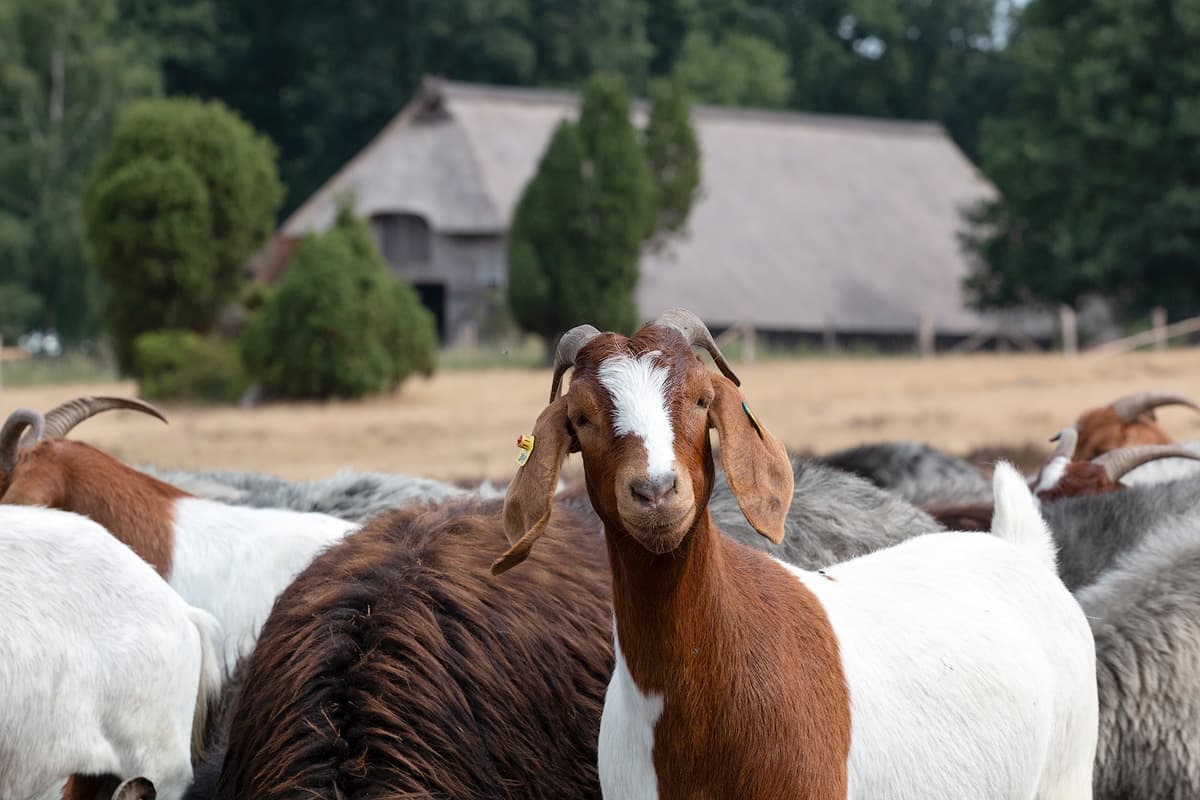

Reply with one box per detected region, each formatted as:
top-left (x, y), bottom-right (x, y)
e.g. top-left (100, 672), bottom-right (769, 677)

top-left (2, 307), bottom-right (1200, 799)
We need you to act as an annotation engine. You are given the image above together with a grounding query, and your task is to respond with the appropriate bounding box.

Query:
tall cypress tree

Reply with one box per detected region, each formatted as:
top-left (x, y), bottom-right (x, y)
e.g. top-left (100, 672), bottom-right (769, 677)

top-left (644, 77), bottom-right (701, 246)
top-left (507, 120), bottom-right (587, 346)
top-left (509, 72), bottom-right (698, 350)
top-left (573, 72), bottom-right (654, 335)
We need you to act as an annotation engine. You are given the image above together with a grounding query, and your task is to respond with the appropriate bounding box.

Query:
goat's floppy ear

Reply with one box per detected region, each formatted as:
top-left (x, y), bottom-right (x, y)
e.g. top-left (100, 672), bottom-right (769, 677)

top-left (493, 396), bottom-right (573, 575)
top-left (708, 374), bottom-right (793, 543)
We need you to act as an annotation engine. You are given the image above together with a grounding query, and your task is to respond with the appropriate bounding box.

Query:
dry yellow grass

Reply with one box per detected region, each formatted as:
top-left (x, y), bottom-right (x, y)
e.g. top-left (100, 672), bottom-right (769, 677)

top-left (2, 349), bottom-right (1199, 483)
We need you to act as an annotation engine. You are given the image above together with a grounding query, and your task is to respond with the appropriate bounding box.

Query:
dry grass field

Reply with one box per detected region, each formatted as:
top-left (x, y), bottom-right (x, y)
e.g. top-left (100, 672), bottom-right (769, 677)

top-left (2, 349), bottom-right (1199, 483)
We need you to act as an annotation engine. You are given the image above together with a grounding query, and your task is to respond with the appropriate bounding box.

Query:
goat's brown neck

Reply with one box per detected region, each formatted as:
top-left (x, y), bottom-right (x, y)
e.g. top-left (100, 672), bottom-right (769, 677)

top-left (61, 449), bottom-right (187, 578)
top-left (603, 510), bottom-right (852, 799)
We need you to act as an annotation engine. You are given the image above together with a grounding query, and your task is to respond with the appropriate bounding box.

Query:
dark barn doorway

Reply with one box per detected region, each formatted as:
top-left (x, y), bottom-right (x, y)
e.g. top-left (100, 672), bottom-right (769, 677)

top-left (414, 282), bottom-right (447, 342)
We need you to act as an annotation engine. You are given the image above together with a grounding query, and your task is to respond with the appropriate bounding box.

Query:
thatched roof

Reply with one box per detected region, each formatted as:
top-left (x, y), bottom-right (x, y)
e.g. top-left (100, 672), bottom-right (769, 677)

top-left (282, 77), bottom-right (1032, 336)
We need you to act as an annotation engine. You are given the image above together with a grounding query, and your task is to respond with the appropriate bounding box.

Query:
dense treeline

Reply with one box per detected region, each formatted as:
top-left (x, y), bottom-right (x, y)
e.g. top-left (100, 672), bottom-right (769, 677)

top-left (150, 0), bottom-right (1014, 215)
top-left (3, 0), bottom-right (1198, 343)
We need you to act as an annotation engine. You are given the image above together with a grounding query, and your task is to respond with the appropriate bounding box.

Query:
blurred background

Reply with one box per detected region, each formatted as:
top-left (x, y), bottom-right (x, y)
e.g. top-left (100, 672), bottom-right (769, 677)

top-left (2, 0), bottom-right (1198, 481)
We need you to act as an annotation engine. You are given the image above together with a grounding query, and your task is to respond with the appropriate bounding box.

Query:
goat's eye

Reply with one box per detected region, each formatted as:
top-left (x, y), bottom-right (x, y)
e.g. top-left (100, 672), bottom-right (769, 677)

top-left (575, 413), bottom-right (590, 428)
top-left (696, 396), bottom-right (710, 409)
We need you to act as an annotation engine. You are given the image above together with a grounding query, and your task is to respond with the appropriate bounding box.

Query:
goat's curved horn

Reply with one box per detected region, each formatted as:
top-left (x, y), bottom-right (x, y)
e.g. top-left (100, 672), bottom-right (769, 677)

top-left (112, 776), bottom-right (157, 800)
top-left (550, 325), bottom-right (602, 403)
top-left (1110, 391), bottom-right (1200, 422)
top-left (653, 308), bottom-right (740, 386)
top-left (42, 396), bottom-right (168, 440)
top-left (1048, 427), bottom-right (1078, 460)
top-left (0, 409), bottom-right (45, 472)
top-left (1093, 445), bottom-right (1200, 483)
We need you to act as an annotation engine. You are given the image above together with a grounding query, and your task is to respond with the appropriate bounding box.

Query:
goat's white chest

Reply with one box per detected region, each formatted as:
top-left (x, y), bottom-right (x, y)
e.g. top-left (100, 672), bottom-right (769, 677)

top-left (599, 629), bottom-right (664, 800)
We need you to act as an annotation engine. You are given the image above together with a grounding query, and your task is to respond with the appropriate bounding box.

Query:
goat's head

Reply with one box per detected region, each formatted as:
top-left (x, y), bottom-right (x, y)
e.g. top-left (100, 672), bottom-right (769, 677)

top-left (0, 396), bottom-right (167, 507)
top-left (493, 309), bottom-right (793, 575)
top-left (1074, 391), bottom-right (1199, 460)
top-left (1033, 425), bottom-right (1200, 501)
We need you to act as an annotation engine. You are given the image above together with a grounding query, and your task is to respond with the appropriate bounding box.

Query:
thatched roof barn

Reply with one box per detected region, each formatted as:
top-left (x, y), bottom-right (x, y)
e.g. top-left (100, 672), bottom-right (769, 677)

top-left (263, 77), bottom-right (1044, 346)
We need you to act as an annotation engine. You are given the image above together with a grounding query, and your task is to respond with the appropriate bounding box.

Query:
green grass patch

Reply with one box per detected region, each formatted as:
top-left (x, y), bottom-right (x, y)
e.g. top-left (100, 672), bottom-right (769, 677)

top-left (0, 352), bottom-right (117, 388)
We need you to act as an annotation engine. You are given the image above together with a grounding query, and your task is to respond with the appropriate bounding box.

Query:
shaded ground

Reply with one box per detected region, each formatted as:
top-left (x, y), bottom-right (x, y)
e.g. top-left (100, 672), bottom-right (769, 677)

top-left (2, 350), bottom-right (1198, 482)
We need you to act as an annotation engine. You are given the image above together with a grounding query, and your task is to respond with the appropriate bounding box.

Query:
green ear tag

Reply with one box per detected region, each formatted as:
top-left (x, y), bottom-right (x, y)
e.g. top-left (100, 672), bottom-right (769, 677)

top-left (742, 401), bottom-right (765, 439)
top-left (515, 434), bottom-right (535, 466)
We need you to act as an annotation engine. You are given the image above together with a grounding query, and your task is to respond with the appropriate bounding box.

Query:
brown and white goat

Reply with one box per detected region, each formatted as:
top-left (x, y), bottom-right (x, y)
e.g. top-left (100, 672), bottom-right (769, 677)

top-left (925, 427), bottom-right (1200, 531)
top-left (494, 309), bottom-right (1097, 799)
top-left (0, 397), bottom-right (357, 675)
top-left (1074, 390), bottom-right (1200, 460)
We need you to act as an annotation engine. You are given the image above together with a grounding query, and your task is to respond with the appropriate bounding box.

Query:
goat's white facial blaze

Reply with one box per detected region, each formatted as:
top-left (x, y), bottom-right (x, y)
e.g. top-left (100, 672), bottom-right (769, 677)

top-left (599, 621), bottom-right (664, 799)
top-left (598, 352), bottom-right (676, 480)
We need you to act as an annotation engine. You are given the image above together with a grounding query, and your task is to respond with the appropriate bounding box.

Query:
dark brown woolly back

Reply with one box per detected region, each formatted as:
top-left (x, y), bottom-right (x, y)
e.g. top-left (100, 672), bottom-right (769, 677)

top-left (215, 498), bottom-right (613, 799)
top-left (922, 502), bottom-right (995, 532)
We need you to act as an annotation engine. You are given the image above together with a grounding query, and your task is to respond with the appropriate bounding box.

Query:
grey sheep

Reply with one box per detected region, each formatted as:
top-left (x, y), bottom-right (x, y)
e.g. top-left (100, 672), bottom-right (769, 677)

top-left (153, 456), bottom-right (943, 569)
top-left (818, 440), bottom-right (993, 507)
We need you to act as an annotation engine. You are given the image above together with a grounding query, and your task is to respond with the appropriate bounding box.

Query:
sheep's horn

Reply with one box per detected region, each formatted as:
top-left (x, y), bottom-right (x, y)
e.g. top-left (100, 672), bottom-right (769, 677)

top-left (0, 409), bottom-right (44, 472)
top-left (1048, 427), bottom-right (1078, 460)
top-left (550, 325), bottom-right (602, 402)
top-left (1110, 391), bottom-right (1200, 422)
top-left (42, 396), bottom-right (168, 440)
top-left (653, 308), bottom-right (740, 386)
top-left (1093, 445), bottom-right (1200, 483)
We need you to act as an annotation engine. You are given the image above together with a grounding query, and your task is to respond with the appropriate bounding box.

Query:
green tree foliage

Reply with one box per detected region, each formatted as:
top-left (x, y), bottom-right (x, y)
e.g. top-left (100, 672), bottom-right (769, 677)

top-left (507, 121), bottom-right (588, 342)
top-left (0, 0), bottom-right (158, 341)
top-left (673, 31), bottom-right (793, 108)
top-left (577, 75), bottom-right (654, 334)
top-left (85, 98), bottom-right (282, 372)
top-left (241, 204), bottom-right (437, 399)
top-left (139, 0), bottom-right (1015, 220)
top-left (964, 0), bottom-right (1200, 320)
top-left (644, 78), bottom-right (701, 243)
top-left (135, 330), bottom-right (248, 403)
top-left (333, 203), bottom-right (438, 380)
top-left (509, 73), bottom-right (699, 345)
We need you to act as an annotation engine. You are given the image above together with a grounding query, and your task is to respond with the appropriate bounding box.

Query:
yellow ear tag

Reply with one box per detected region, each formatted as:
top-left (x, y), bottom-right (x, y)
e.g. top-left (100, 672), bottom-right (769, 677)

top-left (515, 434), bottom-right (536, 466)
top-left (742, 401), bottom-right (765, 439)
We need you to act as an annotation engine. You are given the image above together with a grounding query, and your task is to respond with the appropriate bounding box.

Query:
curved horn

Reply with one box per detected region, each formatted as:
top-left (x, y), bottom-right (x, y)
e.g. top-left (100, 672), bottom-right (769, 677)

top-left (42, 396), bottom-right (168, 440)
top-left (653, 308), bottom-right (740, 386)
top-left (1110, 391), bottom-right (1200, 422)
top-left (550, 325), bottom-right (602, 403)
top-left (1048, 427), bottom-right (1078, 460)
top-left (0, 409), bottom-right (45, 472)
top-left (1093, 445), bottom-right (1200, 483)
top-left (112, 777), bottom-right (157, 800)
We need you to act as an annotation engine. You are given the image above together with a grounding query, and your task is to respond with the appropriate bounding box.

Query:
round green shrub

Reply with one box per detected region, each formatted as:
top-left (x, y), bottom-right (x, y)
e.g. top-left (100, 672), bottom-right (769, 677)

top-left (87, 157), bottom-right (216, 371)
top-left (240, 208), bottom-right (437, 400)
top-left (85, 97), bottom-right (282, 374)
top-left (135, 330), bottom-right (248, 404)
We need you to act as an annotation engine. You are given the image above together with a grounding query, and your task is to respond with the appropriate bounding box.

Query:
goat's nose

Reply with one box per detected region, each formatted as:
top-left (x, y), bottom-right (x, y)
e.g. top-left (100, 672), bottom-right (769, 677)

top-left (630, 473), bottom-right (678, 508)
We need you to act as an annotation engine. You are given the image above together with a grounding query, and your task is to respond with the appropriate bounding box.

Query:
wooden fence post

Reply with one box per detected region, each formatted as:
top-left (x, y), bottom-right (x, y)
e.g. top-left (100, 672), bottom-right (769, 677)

top-left (917, 314), bottom-right (934, 359)
top-left (823, 317), bottom-right (837, 354)
top-left (0, 334), bottom-right (4, 390)
top-left (1152, 307), bottom-right (1168, 352)
top-left (1059, 305), bottom-right (1077, 356)
top-left (741, 322), bottom-right (756, 364)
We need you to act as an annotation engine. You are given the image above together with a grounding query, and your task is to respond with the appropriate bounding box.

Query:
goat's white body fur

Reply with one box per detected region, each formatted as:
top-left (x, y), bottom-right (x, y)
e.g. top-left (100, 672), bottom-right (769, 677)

top-left (599, 352), bottom-right (676, 479)
top-left (599, 624), bottom-right (664, 799)
top-left (796, 464), bottom-right (1097, 799)
top-left (170, 498), bottom-right (357, 674)
top-left (0, 506), bottom-right (222, 800)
